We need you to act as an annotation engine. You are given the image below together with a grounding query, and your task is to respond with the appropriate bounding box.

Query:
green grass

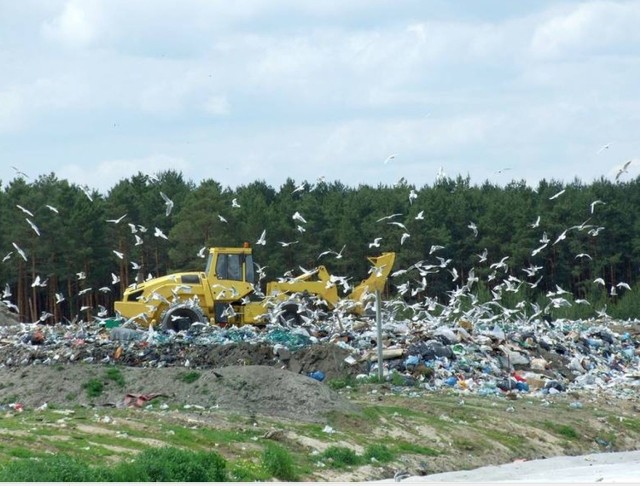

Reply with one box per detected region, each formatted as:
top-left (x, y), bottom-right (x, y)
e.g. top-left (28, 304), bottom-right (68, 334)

top-left (104, 366), bottom-right (125, 387)
top-left (177, 371), bottom-right (201, 384)
top-left (261, 443), bottom-right (298, 481)
top-left (393, 441), bottom-right (440, 456)
top-left (363, 443), bottom-right (394, 463)
top-left (320, 446), bottom-right (362, 468)
top-left (82, 378), bottom-right (104, 398)
top-left (544, 422), bottom-right (580, 440)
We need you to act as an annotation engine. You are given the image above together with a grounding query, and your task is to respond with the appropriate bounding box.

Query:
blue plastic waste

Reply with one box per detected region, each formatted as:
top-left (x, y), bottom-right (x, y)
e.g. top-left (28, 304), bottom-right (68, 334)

top-left (444, 376), bottom-right (458, 387)
top-left (515, 382), bottom-right (529, 392)
top-left (404, 355), bottom-right (420, 367)
top-left (309, 371), bottom-right (325, 382)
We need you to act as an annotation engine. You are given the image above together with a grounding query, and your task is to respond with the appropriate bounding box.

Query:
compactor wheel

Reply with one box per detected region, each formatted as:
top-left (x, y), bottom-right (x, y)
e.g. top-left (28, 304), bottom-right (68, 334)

top-left (161, 305), bottom-right (206, 332)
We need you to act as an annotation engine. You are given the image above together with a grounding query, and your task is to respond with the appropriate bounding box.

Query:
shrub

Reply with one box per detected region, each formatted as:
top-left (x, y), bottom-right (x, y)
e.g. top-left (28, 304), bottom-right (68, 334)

top-left (82, 378), bottom-right (104, 398)
top-left (321, 446), bottom-right (362, 468)
top-left (363, 443), bottom-right (394, 463)
top-left (104, 366), bottom-right (125, 387)
top-left (118, 447), bottom-right (227, 482)
top-left (261, 443), bottom-right (297, 481)
top-left (0, 455), bottom-right (96, 482)
top-left (177, 371), bottom-right (201, 384)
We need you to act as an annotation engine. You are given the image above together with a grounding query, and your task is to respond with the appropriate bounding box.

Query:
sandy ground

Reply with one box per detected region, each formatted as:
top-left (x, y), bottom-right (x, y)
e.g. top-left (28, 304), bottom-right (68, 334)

top-left (373, 450), bottom-right (640, 483)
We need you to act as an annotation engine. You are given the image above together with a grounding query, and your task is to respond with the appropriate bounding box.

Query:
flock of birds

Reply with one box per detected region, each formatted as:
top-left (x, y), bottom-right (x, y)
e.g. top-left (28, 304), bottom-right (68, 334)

top-left (1, 154), bottom-right (637, 327)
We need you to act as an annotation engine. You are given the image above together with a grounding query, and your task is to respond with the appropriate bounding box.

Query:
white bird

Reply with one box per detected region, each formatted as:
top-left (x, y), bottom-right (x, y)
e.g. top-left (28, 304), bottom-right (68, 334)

top-left (291, 182), bottom-right (306, 194)
top-left (160, 191), bottom-right (174, 216)
top-left (597, 142), bottom-right (611, 154)
top-left (388, 221), bottom-right (408, 231)
top-left (593, 277), bottom-right (605, 286)
top-left (575, 253), bottom-right (592, 260)
top-left (11, 166), bottom-right (29, 179)
top-left (588, 226), bottom-right (605, 237)
top-left (111, 272), bottom-right (120, 285)
top-left (369, 237), bottom-right (382, 248)
top-left (55, 292), bottom-right (65, 304)
top-left (610, 285), bottom-right (618, 297)
top-left (98, 287), bottom-right (111, 293)
top-left (415, 210), bottom-right (424, 220)
top-left (197, 246), bottom-right (207, 258)
top-left (217, 214), bottom-right (228, 223)
top-left (231, 198), bottom-right (241, 208)
top-left (138, 224), bottom-right (148, 233)
top-left (80, 185), bottom-right (93, 202)
top-left (113, 250), bottom-right (124, 259)
top-left (134, 234), bottom-right (144, 246)
top-left (318, 244), bottom-right (346, 260)
top-left (552, 229), bottom-right (569, 245)
top-left (292, 211), bottom-right (307, 224)
top-left (549, 189), bottom-right (566, 200)
top-left (16, 204), bottom-right (34, 217)
top-left (45, 204), bottom-right (59, 214)
top-left (76, 271), bottom-right (86, 280)
top-left (296, 224), bottom-right (306, 233)
top-left (106, 213), bottom-right (127, 224)
top-left (25, 218), bottom-right (40, 236)
top-left (590, 200), bottom-right (605, 214)
top-left (400, 232), bottom-right (411, 245)
top-left (256, 229), bottom-right (267, 246)
top-left (278, 241), bottom-right (298, 247)
top-left (467, 221), bottom-right (478, 237)
top-left (530, 215), bottom-right (541, 228)
top-left (2, 283), bottom-right (10, 299)
top-left (131, 261), bottom-right (141, 270)
top-left (476, 248), bottom-right (488, 262)
top-left (615, 160), bottom-right (632, 181)
top-left (617, 282), bottom-right (632, 291)
top-left (78, 287), bottom-right (92, 296)
top-left (154, 227), bottom-right (168, 239)
top-left (31, 275), bottom-right (42, 287)
top-left (12, 242), bottom-right (27, 261)
top-left (429, 245), bottom-right (445, 255)
top-left (2, 252), bottom-right (12, 263)
top-left (376, 213), bottom-right (402, 222)
top-left (408, 189), bottom-right (417, 204)
top-left (383, 154), bottom-right (397, 164)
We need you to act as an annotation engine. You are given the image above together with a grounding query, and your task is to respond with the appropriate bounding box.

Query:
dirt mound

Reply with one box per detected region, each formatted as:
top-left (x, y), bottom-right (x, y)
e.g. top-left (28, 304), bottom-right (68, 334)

top-left (0, 303), bottom-right (20, 326)
top-left (0, 363), bottom-right (360, 423)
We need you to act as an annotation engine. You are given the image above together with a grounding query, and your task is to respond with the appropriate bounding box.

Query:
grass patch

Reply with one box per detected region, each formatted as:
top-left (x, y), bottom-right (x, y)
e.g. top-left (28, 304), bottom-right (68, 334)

top-left (104, 366), bottom-right (125, 387)
top-left (363, 443), bottom-right (394, 463)
top-left (177, 371), bottom-right (201, 384)
top-left (229, 459), bottom-right (270, 481)
top-left (82, 378), bottom-right (104, 398)
top-left (261, 443), bottom-right (298, 481)
top-left (616, 417), bottom-right (640, 433)
top-left (483, 429), bottom-right (527, 449)
top-left (544, 422), bottom-right (579, 440)
top-left (393, 441), bottom-right (440, 456)
top-left (320, 446), bottom-right (362, 468)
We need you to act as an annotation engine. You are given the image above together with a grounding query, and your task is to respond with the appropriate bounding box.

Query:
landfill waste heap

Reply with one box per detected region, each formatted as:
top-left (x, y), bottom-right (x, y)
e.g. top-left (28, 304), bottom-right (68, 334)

top-left (0, 297), bottom-right (639, 403)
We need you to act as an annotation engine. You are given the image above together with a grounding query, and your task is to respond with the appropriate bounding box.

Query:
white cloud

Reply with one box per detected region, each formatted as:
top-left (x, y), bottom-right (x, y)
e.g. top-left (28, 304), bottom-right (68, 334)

top-left (530, 1), bottom-right (640, 60)
top-left (41, 0), bottom-right (104, 48)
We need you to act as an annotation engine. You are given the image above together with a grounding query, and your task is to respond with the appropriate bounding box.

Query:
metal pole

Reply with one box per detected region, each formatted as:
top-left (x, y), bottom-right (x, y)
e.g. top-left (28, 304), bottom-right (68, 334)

top-left (375, 289), bottom-right (384, 381)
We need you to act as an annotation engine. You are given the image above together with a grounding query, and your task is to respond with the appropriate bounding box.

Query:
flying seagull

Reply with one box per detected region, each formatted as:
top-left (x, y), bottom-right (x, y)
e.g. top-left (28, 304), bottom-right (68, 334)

top-left (231, 198), bottom-right (241, 208)
top-left (26, 218), bottom-right (40, 236)
top-left (16, 204), bottom-right (34, 217)
top-left (292, 211), bottom-right (307, 224)
top-left (217, 214), bottom-right (228, 223)
top-left (368, 237), bottom-right (382, 248)
top-left (383, 154), bottom-right (397, 164)
top-left (80, 186), bottom-right (93, 202)
top-left (160, 192), bottom-right (174, 216)
top-left (154, 227), bottom-right (168, 240)
top-left (549, 189), bottom-right (566, 200)
top-left (45, 204), bottom-right (59, 214)
top-left (590, 200), bottom-right (605, 214)
top-left (106, 213), bottom-right (127, 224)
top-left (12, 242), bottom-right (27, 261)
top-left (615, 160), bottom-right (632, 181)
top-left (256, 229), bottom-right (266, 246)
top-left (197, 246), bottom-right (207, 258)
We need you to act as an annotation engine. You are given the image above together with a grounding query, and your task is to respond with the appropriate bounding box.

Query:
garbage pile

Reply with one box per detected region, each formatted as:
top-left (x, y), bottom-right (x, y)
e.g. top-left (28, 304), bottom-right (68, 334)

top-left (0, 312), bottom-right (639, 400)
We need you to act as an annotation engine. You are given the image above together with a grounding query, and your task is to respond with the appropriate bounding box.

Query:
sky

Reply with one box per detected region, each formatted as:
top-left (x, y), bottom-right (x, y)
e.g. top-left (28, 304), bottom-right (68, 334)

top-left (1, 0), bottom-right (639, 193)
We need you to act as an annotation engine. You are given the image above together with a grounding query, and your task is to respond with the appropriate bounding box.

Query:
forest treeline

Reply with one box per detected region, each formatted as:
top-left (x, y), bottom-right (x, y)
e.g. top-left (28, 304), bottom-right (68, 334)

top-left (1, 171), bottom-right (638, 323)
